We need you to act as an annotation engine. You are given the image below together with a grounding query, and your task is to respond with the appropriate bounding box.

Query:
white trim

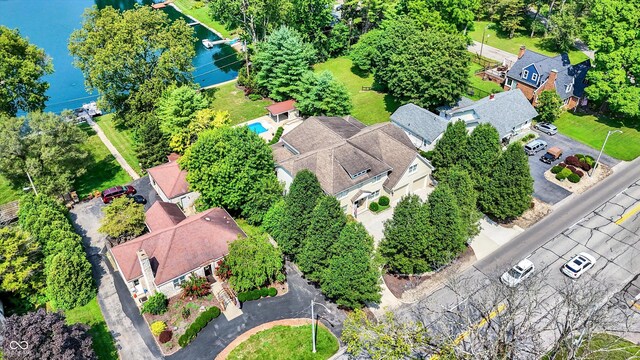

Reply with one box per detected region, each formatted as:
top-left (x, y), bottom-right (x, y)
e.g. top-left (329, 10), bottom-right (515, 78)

top-left (522, 70), bottom-right (529, 79)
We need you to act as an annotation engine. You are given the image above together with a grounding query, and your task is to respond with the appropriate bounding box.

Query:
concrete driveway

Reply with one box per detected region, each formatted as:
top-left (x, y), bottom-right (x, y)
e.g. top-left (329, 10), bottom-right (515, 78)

top-left (527, 129), bottom-right (620, 205)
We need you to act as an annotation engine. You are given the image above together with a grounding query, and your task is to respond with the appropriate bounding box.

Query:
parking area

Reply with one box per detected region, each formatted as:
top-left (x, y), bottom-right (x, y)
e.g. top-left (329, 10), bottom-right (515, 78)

top-left (526, 129), bottom-right (620, 205)
top-left (130, 175), bottom-right (159, 211)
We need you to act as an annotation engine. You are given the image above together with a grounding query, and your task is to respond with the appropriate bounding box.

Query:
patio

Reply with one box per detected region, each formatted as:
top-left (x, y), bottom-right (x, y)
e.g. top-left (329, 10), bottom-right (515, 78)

top-left (242, 116), bottom-right (303, 143)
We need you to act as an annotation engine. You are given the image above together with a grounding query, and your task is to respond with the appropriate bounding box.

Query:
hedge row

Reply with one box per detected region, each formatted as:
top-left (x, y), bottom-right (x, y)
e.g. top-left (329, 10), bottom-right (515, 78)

top-left (237, 287), bottom-right (277, 302)
top-left (268, 127), bottom-right (285, 145)
top-left (178, 306), bottom-right (221, 347)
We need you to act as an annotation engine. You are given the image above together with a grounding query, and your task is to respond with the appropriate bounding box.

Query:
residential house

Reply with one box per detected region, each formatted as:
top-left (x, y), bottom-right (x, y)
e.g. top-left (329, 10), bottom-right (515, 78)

top-left (391, 89), bottom-right (538, 150)
top-left (110, 202), bottom-right (245, 303)
top-left (266, 100), bottom-right (299, 123)
top-left (504, 46), bottom-right (591, 109)
top-left (147, 154), bottom-right (199, 210)
top-left (271, 116), bottom-right (434, 216)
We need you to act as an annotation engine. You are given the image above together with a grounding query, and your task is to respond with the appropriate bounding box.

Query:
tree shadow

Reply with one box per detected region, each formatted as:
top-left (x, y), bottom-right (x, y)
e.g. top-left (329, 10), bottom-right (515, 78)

top-left (384, 94), bottom-right (402, 114)
top-left (88, 321), bottom-right (119, 360)
top-left (349, 65), bottom-right (371, 79)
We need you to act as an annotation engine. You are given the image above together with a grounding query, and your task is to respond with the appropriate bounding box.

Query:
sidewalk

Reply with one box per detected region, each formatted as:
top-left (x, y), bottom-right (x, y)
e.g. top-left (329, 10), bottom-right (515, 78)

top-left (87, 118), bottom-right (140, 181)
top-left (468, 41), bottom-right (518, 64)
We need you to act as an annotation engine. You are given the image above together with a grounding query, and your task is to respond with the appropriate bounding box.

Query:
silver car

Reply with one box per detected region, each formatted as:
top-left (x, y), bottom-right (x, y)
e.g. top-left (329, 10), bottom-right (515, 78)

top-left (501, 259), bottom-right (535, 287)
top-left (535, 122), bottom-right (558, 135)
top-left (524, 139), bottom-right (548, 155)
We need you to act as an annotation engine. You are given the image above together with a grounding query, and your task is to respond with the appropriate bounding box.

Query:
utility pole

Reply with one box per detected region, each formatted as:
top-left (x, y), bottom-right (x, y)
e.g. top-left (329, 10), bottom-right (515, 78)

top-left (590, 130), bottom-right (622, 177)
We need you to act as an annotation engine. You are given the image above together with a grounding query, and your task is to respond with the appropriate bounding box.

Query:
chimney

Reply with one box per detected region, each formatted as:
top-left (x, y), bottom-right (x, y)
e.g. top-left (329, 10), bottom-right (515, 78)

top-left (546, 69), bottom-right (559, 91)
top-left (137, 249), bottom-right (156, 296)
top-left (518, 46), bottom-right (526, 59)
top-left (167, 153), bottom-right (180, 162)
top-left (489, 93), bottom-right (495, 101)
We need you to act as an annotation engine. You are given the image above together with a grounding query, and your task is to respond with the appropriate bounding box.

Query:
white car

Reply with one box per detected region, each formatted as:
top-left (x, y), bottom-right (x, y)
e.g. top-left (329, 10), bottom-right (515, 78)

top-left (561, 253), bottom-right (596, 279)
top-left (501, 259), bottom-right (535, 287)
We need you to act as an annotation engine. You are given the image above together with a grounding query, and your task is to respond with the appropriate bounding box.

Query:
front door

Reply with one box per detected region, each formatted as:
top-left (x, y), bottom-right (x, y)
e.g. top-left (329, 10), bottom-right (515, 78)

top-left (204, 264), bottom-right (212, 277)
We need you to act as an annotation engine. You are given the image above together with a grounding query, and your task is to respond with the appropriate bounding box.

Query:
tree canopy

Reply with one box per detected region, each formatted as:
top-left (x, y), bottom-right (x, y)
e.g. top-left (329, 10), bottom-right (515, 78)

top-left (46, 250), bottom-right (96, 310)
top-left (69, 6), bottom-right (195, 125)
top-left (296, 71), bottom-right (353, 116)
top-left (0, 228), bottom-right (43, 301)
top-left (98, 197), bottom-right (146, 245)
top-left (431, 120), bottom-right (468, 174)
top-left (209, 0), bottom-right (289, 43)
top-left (536, 90), bottom-right (563, 123)
top-left (156, 86), bottom-right (209, 153)
top-left (225, 234), bottom-right (284, 292)
top-left (0, 26), bottom-right (53, 117)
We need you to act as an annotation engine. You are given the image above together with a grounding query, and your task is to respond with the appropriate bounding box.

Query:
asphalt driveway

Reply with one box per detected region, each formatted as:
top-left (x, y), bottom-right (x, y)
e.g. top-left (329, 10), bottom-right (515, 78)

top-left (526, 129), bottom-right (620, 205)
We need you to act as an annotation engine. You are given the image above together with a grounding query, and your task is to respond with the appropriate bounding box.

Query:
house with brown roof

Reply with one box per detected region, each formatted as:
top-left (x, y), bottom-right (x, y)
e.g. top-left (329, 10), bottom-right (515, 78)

top-left (147, 154), bottom-right (199, 210)
top-left (110, 202), bottom-right (245, 302)
top-left (271, 116), bottom-right (434, 216)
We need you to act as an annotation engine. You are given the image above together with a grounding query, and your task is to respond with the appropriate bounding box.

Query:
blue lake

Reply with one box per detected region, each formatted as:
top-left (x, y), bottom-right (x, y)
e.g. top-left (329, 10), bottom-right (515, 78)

top-left (0, 0), bottom-right (241, 113)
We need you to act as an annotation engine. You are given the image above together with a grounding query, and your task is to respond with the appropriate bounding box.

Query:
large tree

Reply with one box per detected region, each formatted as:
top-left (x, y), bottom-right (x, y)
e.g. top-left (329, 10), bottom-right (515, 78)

top-left (289, 0), bottom-right (334, 59)
top-left (1, 309), bottom-right (96, 360)
top-left (0, 112), bottom-right (88, 195)
top-left (480, 143), bottom-right (534, 221)
top-left (393, 0), bottom-right (480, 32)
top-left (0, 26), bottom-right (53, 117)
top-left (296, 71), bottom-right (353, 116)
top-left (182, 126), bottom-right (280, 221)
top-left (465, 123), bottom-right (501, 185)
top-left (46, 250), bottom-right (96, 310)
top-left (0, 228), bottom-right (43, 302)
top-left (379, 195), bottom-right (432, 274)
top-left (134, 114), bottom-right (171, 170)
top-left (68, 6), bottom-right (195, 125)
top-left (156, 86), bottom-right (209, 153)
top-left (321, 221), bottom-right (381, 308)
top-left (98, 197), bottom-right (146, 245)
top-left (440, 166), bottom-right (481, 238)
top-left (427, 184), bottom-right (467, 266)
top-left (430, 120), bottom-right (468, 174)
top-left (492, 0), bottom-right (525, 38)
top-left (297, 196), bottom-right (348, 282)
top-left (253, 26), bottom-right (316, 101)
top-left (209, 0), bottom-right (289, 43)
top-left (225, 235), bottom-right (284, 292)
top-left (548, 4), bottom-right (582, 53)
top-left (536, 90), bottom-right (563, 123)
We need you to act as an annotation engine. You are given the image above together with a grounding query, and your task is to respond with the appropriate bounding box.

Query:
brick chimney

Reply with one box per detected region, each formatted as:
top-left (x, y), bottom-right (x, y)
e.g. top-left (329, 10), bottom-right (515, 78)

top-left (518, 46), bottom-right (526, 59)
top-left (489, 93), bottom-right (495, 101)
top-left (137, 249), bottom-right (156, 296)
top-left (544, 69), bottom-right (559, 91)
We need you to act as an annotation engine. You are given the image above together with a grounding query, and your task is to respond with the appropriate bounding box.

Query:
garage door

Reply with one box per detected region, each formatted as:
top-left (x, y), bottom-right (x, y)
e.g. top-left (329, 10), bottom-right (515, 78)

top-left (394, 185), bottom-right (408, 200)
top-left (412, 176), bottom-right (426, 191)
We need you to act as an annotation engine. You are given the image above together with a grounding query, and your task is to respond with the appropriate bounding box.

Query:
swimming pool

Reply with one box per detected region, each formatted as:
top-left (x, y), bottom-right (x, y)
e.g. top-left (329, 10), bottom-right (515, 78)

top-left (247, 122), bottom-right (268, 134)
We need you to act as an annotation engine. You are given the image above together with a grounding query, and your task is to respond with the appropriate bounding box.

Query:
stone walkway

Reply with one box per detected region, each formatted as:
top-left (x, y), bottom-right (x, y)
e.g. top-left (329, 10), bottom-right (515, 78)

top-left (87, 118), bottom-right (140, 180)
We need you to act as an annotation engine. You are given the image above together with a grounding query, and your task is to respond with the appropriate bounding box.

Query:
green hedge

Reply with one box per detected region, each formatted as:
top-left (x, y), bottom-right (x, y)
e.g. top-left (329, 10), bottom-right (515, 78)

top-left (568, 173), bottom-right (581, 183)
top-left (369, 202), bottom-right (379, 212)
top-left (555, 167), bottom-right (573, 181)
top-left (268, 127), bottom-right (285, 145)
top-left (178, 306), bottom-right (221, 347)
top-left (551, 165), bottom-right (563, 174)
top-left (378, 196), bottom-right (390, 206)
top-left (237, 287), bottom-right (277, 302)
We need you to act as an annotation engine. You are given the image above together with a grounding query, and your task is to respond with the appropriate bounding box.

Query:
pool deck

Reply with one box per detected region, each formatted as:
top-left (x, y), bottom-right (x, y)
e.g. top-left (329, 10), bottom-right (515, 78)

top-left (242, 116), bottom-right (303, 142)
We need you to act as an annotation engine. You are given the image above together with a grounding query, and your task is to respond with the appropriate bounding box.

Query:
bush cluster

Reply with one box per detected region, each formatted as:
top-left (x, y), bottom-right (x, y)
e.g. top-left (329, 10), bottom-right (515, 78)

top-left (151, 321), bottom-right (166, 336)
top-left (180, 274), bottom-right (211, 298)
top-left (555, 167), bottom-right (573, 181)
top-left (237, 287), bottom-right (277, 302)
top-left (268, 127), bottom-right (285, 145)
top-left (568, 173), bottom-right (581, 183)
top-left (555, 154), bottom-right (591, 183)
top-left (178, 306), bottom-right (221, 347)
top-left (378, 196), bottom-right (390, 207)
top-left (159, 330), bottom-right (173, 344)
top-left (141, 293), bottom-right (168, 315)
top-left (521, 133), bottom-right (536, 143)
top-left (248, 93), bottom-right (263, 101)
top-left (551, 165), bottom-right (563, 174)
top-left (369, 202), bottom-right (379, 212)
top-left (566, 154), bottom-right (592, 172)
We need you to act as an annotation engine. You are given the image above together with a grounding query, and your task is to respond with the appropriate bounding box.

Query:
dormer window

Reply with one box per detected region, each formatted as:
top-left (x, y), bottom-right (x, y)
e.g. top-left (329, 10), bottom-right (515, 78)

top-left (565, 83), bottom-right (572, 93)
top-left (523, 70), bottom-right (529, 79)
top-left (351, 170), bottom-right (368, 179)
top-left (531, 73), bottom-right (538, 82)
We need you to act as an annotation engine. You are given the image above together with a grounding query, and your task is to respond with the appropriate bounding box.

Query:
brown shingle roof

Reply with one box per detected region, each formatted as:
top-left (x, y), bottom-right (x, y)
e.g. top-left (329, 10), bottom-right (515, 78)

top-left (147, 158), bottom-right (190, 199)
top-left (145, 201), bottom-right (187, 232)
top-left (111, 208), bottom-right (245, 285)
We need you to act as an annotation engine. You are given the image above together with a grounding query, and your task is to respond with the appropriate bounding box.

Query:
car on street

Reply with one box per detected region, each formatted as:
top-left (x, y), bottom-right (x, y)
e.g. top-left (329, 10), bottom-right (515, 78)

top-left (540, 146), bottom-right (563, 164)
top-left (127, 194), bottom-right (147, 205)
top-left (535, 122), bottom-right (558, 135)
top-left (501, 259), bottom-right (535, 287)
top-left (561, 252), bottom-right (596, 279)
top-left (524, 139), bottom-right (548, 155)
top-left (101, 185), bottom-right (136, 204)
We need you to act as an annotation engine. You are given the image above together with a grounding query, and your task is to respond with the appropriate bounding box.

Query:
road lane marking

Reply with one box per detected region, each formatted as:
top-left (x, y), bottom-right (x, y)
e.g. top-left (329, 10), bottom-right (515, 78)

top-left (615, 204), bottom-right (640, 225)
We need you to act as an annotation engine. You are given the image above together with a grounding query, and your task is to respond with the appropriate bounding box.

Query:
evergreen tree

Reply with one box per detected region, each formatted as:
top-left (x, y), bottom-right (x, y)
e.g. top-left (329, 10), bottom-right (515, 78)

top-left (427, 184), bottom-right (467, 267)
top-left (46, 250), bottom-right (96, 310)
top-left (296, 71), bottom-right (353, 116)
top-left (253, 26), bottom-right (316, 101)
top-left (321, 222), bottom-right (381, 309)
top-left (297, 196), bottom-right (348, 281)
top-left (156, 86), bottom-right (209, 153)
top-left (466, 123), bottom-right (501, 187)
top-left (480, 143), bottom-right (534, 221)
top-left (134, 115), bottom-right (170, 170)
top-left (263, 199), bottom-right (287, 241)
top-left (289, 0), bottom-right (335, 59)
top-left (276, 170), bottom-right (324, 257)
top-left (0, 228), bottom-right (43, 301)
top-left (242, 176), bottom-right (283, 225)
top-left (536, 90), bottom-right (563, 123)
top-left (493, 0), bottom-right (525, 38)
top-left (440, 166), bottom-right (481, 237)
top-left (431, 120), bottom-right (468, 174)
top-left (379, 195), bottom-right (432, 274)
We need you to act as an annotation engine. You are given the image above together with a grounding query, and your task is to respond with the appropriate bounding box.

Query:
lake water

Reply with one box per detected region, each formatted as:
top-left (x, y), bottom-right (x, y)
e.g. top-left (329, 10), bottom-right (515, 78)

top-left (0, 0), bottom-right (241, 113)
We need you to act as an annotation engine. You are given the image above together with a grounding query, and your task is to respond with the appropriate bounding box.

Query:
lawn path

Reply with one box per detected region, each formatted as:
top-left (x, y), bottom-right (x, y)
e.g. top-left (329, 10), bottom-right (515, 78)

top-left (88, 118), bottom-right (140, 180)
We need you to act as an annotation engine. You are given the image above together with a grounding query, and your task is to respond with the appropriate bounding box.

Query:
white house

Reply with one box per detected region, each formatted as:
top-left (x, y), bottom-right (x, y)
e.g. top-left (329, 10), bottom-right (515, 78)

top-left (147, 154), bottom-right (199, 210)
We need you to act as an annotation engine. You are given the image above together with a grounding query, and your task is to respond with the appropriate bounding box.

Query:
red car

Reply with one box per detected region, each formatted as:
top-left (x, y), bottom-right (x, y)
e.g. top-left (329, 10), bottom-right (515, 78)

top-left (101, 185), bottom-right (136, 204)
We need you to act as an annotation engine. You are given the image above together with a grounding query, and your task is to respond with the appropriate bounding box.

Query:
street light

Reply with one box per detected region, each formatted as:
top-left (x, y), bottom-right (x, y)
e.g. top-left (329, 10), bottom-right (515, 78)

top-left (590, 130), bottom-right (622, 177)
top-left (480, 25), bottom-right (490, 59)
top-left (311, 300), bottom-right (331, 353)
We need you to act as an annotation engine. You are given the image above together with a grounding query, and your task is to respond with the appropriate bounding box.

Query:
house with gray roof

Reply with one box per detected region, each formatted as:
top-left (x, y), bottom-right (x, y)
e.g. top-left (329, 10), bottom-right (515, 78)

top-left (271, 116), bottom-right (434, 216)
top-left (391, 90), bottom-right (538, 150)
top-left (504, 46), bottom-right (591, 110)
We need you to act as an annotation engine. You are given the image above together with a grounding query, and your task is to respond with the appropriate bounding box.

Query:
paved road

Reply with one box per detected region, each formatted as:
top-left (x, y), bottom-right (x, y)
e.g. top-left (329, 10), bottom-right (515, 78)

top-left (468, 41), bottom-right (518, 64)
top-left (88, 117), bottom-right (140, 180)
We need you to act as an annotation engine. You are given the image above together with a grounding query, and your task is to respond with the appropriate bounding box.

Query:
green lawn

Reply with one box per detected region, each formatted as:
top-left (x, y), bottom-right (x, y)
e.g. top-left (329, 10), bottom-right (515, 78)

top-left (227, 325), bottom-right (339, 360)
top-left (314, 57), bottom-right (400, 125)
top-left (171, 0), bottom-right (234, 38)
top-left (208, 81), bottom-right (273, 125)
top-left (0, 175), bottom-right (22, 205)
top-left (74, 124), bottom-right (132, 198)
top-left (554, 112), bottom-right (640, 161)
top-left (468, 62), bottom-right (504, 100)
top-left (545, 333), bottom-right (640, 360)
top-left (469, 21), bottom-right (589, 65)
top-left (65, 297), bottom-right (118, 360)
top-left (95, 114), bottom-right (142, 176)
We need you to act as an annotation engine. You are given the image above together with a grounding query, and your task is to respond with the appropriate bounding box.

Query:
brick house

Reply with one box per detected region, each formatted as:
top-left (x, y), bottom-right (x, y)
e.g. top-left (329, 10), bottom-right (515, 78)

top-left (504, 46), bottom-right (591, 110)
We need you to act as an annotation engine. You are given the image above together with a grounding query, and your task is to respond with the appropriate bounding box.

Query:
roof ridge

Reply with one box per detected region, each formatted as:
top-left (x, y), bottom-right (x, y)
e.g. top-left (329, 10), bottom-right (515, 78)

top-left (154, 227), bottom-right (178, 283)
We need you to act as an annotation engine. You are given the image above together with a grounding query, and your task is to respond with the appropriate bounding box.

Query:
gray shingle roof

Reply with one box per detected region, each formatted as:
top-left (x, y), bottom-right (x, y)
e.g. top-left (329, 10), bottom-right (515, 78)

top-left (390, 104), bottom-right (449, 144)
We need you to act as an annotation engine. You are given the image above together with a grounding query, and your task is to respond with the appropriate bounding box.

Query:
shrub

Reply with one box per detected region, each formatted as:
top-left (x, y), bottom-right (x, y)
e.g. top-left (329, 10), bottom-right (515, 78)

top-left (180, 274), bottom-right (211, 298)
top-left (575, 169), bottom-right (584, 177)
top-left (565, 155), bottom-right (580, 167)
top-left (369, 202), bottom-right (379, 212)
top-left (268, 127), bottom-right (285, 145)
top-left (259, 288), bottom-right (270, 297)
top-left (578, 161), bottom-right (591, 171)
top-left (215, 259), bottom-right (232, 281)
top-left (267, 287), bottom-right (277, 297)
top-left (521, 133), bottom-right (536, 143)
top-left (558, 162), bottom-right (567, 168)
top-left (378, 196), bottom-right (390, 206)
top-left (556, 172), bottom-right (568, 181)
top-left (551, 165), bottom-right (563, 174)
top-left (556, 168), bottom-right (572, 181)
top-left (151, 321), bottom-right (167, 336)
top-left (575, 153), bottom-right (584, 160)
top-left (159, 330), bottom-right (173, 344)
top-left (585, 155), bottom-right (595, 167)
top-left (568, 173), bottom-right (580, 183)
top-left (237, 292), bottom-right (247, 302)
top-left (179, 306), bottom-right (221, 347)
top-left (182, 307), bottom-right (191, 319)
top-left (567, 165), bottom-right (577, 173)
top-left (141, 293), bottom-right (168, 315)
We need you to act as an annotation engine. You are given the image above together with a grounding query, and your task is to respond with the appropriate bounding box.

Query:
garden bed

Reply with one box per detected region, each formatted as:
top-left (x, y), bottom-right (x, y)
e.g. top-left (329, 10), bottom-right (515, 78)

top-left (545, 163), bottom-right (611, 194)
top-left (510, 198), bottom-right (552, 229)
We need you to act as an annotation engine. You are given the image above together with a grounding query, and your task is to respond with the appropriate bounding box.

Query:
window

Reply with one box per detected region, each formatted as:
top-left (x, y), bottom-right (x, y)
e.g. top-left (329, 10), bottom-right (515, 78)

top-left (133, 279), bottom-right (140, 286)
top-left (373, 174), bottom-right (384, 182)
top-left (368, 190), bottom-right (380, 199)
top-left (408, 164), bottom-right (418, 174)
top-left (531, 73), bottom-right (538, 82)
top-left (337, 191), bottom-right (348, 199)
top-left (172, 275), bottom-right (186, 289)
top-left (505, 78), bottom-right (513, 88)
top-left (351, 169), bottom-right (368, 179)
top-left (522, 70), bottom-right (529, 79)
top-left (565, 83), bottom-right (572, 93)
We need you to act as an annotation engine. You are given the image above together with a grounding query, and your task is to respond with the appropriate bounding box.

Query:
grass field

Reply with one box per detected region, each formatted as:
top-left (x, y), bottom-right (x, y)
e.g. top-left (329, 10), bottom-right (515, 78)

top-left (0, 175), bottom-right (22, 205)
top-left (65, 297), bottom-right (118, 360)
top-left (554, 112), bottom-right (640, 161)
top-left (314, 57), bottom-right (400, 125)
top-left (468, 62), bottom-right (504, 100)
top-left (171, 0), bottom-right (233, 38)
top-left (94, 114), bottom-right (142, 176)
top-left (544, 333), bottom-right (640, 360)
top-left (469, 21), bottom-right (589, 65)
top-left (208, 81), bottom-right (273, 125)
top-left (227, 325), bottom-right (339, 360)
top-left (74, 124), bottom-right (132, 198)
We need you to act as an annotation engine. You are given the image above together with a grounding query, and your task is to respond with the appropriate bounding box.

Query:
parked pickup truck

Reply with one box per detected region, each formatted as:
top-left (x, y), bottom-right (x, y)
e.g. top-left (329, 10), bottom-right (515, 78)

top-left (540, 146), bottom-right (563, 164)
